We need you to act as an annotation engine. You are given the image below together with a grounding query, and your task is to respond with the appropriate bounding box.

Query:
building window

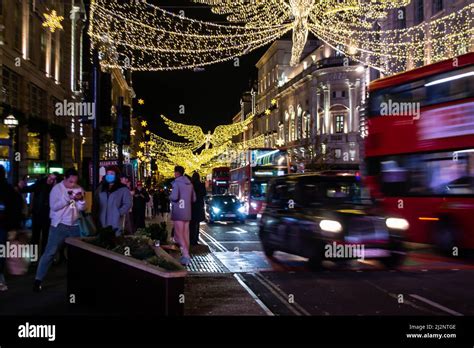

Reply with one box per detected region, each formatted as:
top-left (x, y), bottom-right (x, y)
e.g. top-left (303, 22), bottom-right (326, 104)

top-left (289, 110), bottom-right (296, 142)
top-left (49, 139), bottom-right (58, 161)
top-left (0, 125), bottom-right (9, 158)
top-left (335, 149), bottom-right (342, 159)
top-left (432, 0), bottom-right (443, 14)
top-left (29, 12), bottom-right (36, 63)
top-left (341, 91), bottom-right (346, 98)
top-left (335, 114), bottom-right (344, 133)
top-left (30, 84), bottom-right (46, 118)
top-left (13, 0), bottom-right (22, 51)
top-left (278, 123), bottom-right (284, 143)
top-left (414, 0), bottom-right (424, 25)
top-left (332, 91), bottom-right (337, 98)
top-left (26, 132), bottom-right (42, 159)
top-left (302, 113), bottom-right (310, 139)
top-left (2, 68), bottom-right (21, 109)
top-left (40, 30), bottom-right (47, 72)
top-left (51, 34), bottom-right (56, 79)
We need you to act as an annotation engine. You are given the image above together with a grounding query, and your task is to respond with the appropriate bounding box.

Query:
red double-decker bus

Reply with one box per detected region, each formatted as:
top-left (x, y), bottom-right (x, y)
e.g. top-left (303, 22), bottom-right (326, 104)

top-left (230, 149), bottom-right (289, 217)
top-left (364, 52), bottom-right (474, 251)
top-left (209, 166), bottom-right (230, 194)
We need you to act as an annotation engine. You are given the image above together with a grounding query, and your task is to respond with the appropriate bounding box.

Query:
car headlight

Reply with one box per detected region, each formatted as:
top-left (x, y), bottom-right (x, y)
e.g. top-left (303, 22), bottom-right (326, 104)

top-left (319, 220), bottom-right (343, 233)
top-left (212, 206), bottom-right (221, 214)
top-left (251, 202), bottom-right (258, 209)
top-left (238, 206), bottom-right (246, 214)
top-left (386, 217), bottom-right (409, 230)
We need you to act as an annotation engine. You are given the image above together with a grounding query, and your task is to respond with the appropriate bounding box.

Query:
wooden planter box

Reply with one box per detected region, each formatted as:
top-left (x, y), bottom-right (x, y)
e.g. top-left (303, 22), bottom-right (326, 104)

top-left (65, 237), bottom-right (187, 316)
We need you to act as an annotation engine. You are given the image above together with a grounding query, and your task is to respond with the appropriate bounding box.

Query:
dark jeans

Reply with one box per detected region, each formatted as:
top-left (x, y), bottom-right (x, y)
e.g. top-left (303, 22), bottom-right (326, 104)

top-left (189, 220), bottom-right (200, 245)
top-left (35, 224), bottom-right (80, 281)
top-left (32, 216), bottom-right (51, 255)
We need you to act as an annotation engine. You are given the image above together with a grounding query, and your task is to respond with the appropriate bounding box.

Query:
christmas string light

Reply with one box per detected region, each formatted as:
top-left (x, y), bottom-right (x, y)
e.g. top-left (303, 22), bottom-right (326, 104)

top-left (89, 0), bottom-right (472, 73)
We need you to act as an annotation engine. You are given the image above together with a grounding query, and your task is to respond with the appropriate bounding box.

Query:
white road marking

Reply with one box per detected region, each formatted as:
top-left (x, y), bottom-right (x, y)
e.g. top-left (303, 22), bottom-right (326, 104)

top-left (250, 273), bottom-right (302, 316)
top-left (365, 281), bottom-right (439, 315)
top-left (234, 274), bottom-right (275, 316)
top-left (254, 273), bottom-right (315, 316)
top-left (234, 227), bottom-right (248, 233)
top-left (200, 229), bottom-right (228, 252)
top-left (409, 294), bottom-right (464, 316)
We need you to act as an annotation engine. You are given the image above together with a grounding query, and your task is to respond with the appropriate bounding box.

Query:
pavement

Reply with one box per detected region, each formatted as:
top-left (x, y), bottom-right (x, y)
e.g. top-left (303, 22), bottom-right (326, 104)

top-left (2, 216), bottom-right (474, 316)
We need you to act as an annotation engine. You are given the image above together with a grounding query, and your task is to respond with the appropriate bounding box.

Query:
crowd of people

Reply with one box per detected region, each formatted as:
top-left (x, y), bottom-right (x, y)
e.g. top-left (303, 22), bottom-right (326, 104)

top-left (0, 163), bottom-right (207, 292)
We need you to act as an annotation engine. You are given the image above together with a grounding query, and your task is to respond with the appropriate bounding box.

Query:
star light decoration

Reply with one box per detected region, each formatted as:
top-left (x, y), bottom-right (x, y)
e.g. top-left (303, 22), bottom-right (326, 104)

top-left (138, 99), bottom-right (145, 105)
top-left (276, 138), bottom-right (285, 147)
top-left (42, 10), bottom-right (64, 33)
top-left (89, 0), bottom-right (473, 74)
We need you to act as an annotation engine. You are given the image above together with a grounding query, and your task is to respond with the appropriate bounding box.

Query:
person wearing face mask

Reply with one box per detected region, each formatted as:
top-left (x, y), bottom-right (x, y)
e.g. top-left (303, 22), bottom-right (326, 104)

top-left (93, 166), bottom-right (133, 237)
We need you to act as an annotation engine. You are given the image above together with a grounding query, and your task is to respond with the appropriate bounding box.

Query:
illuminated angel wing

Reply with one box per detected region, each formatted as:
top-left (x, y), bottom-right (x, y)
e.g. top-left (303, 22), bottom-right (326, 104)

top-left (211, 115), bottom-right (254, 147)
top-left (191, 0), bottom-right (291, 27)
top-left (161, 115), bottom-right (205, 145)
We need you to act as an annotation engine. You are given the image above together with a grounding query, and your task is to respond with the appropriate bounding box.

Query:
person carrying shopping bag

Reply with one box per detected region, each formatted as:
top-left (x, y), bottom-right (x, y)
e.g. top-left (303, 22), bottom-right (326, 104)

top-left (34, 168), bottom-right (86, 292)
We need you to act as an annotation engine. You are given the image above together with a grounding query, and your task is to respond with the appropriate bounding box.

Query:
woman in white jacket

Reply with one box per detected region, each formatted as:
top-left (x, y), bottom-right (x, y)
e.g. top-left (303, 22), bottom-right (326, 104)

top-left (34, 168), bottom-right (86, 292)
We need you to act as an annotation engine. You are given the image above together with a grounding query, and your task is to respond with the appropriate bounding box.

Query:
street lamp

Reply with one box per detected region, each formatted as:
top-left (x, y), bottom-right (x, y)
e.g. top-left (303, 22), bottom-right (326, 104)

top-left (3, 115), bottom-right (19, 184)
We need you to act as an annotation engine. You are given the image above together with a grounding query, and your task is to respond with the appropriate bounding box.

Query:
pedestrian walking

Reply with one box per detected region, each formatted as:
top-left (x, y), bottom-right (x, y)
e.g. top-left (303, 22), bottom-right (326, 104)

top-left (0, 165), bottom-right (23, 291)
top-left (15, 176), bottom-right (29, 228)
top-left (120, 174), bottom-right (135, 234)
top-left (190, 172), bottom-right (206, 246)
top-left (20, 173), bottom-right (58, 255)
top-left (93, 166), bottom-right (133, 236)
top-left (34, 168), bottom-right (86, 292)
top-left (152, 189), bottom-right (160, 219)
top-left (169, 166), bottom-right (196, 266)
top-left (132, 181), bottom-right (150, 230)
top-left (146, 189), bottom-right (154, 219)
top-left (158, 188), bottom-right (170, 220)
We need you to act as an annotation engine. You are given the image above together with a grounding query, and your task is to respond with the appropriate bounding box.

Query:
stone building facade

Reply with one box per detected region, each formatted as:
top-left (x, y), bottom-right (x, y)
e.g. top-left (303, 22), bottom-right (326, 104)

top-left (252, 40), bottom-right (367, 171)
top-left (0, 0), bottom-right (91, 184)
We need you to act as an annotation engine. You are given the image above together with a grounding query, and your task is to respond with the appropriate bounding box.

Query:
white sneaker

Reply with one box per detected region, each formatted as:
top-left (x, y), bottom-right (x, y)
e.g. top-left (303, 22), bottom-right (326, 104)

top-left (0, 283), bottom-right (8, 291)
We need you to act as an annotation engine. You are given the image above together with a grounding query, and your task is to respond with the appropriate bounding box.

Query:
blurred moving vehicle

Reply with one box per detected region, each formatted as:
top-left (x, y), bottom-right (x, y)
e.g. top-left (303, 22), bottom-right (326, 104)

top-left (259, 172), bottom-right (408, 270)
top-left (205, 194), bottom-right (246, 224)
top-left (230, 149), bottom-right (289, 217)
top-left (365, 52), bottom-right (474, 252)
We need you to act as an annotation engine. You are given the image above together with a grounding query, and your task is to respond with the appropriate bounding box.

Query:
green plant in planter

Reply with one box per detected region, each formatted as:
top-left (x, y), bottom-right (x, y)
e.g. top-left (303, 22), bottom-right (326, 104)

top-left (112, 235), bottom-right (155, 260)
top-left (88, 226), bottom-right (117, 249)
top-left (148, 223), bottom-right (169, 245)
top-left (136, 223), bottom-right (169, 245)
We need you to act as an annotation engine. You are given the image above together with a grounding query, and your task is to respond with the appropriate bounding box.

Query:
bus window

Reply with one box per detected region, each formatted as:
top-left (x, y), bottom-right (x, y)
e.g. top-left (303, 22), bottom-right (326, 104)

top-left (377, 150), bottom-right (474, 196)
top-left (369, 65), bottom-right (474, 117)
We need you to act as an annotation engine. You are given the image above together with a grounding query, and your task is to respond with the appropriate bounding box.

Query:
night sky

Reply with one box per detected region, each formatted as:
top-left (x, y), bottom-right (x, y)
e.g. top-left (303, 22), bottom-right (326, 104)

top-left (130, 0), bottom-right (271, 141)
